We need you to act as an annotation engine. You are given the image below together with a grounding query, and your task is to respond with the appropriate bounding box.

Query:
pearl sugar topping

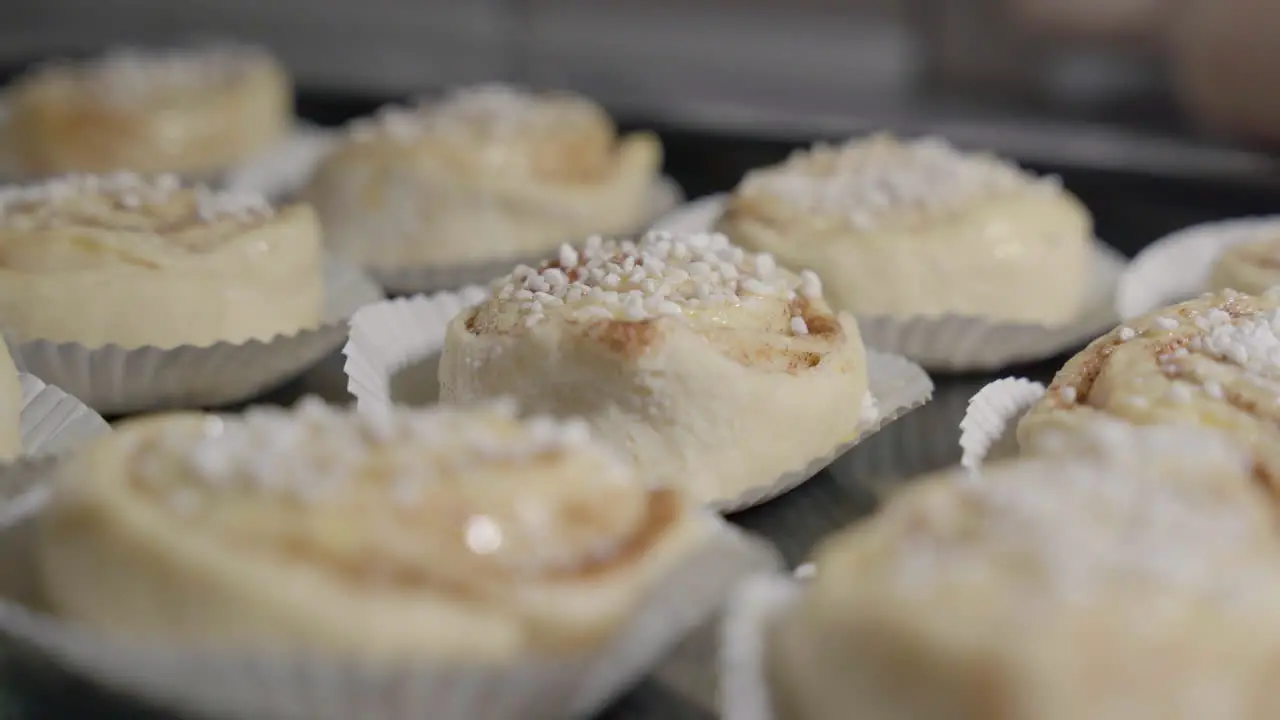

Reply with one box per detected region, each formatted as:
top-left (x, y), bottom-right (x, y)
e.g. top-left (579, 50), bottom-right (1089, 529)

top-left (493, 231), bottom-right (825, 326)
top-left (349, 83), bottom-right (574, 143)
top-left (167, 397), bottom-right (612, 507)
top-left (739, 134), bottom-right (1056, 231)
top-left (0, 172), bottom-right (272, 225)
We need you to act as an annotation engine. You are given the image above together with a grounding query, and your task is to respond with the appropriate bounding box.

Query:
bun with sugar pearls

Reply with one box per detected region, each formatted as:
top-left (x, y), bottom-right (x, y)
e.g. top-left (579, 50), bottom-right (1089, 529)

top-left (8, 44), bottom-right (291, 178)
top-left (305, 84), bottom-right (662, 273)
top-left (715, 134), bottom-right (1094, 324)
top-left (766, 421), bottom-right (1280, 720)
top-left (0, 173), bottom-right (323, 349)
top-left (1020, 288), bottom-right (1280, 504)
top-left (438, 230), bottom-right (870, 505)
top-left (38, 398), bottom-right (711, 660)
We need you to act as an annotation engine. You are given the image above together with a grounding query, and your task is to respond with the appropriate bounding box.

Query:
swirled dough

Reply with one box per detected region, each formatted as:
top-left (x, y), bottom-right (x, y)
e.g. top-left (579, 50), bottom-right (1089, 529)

top-left (305, 84), bottom-right (662, 269)
top-left (1020, 288), bottom-right (1280, 497)
top-left (1209, 234), bottom-right (1280, 296)
top-left (0, 173), bottom-right (323, 348)
top-left (8, 44), bottom-right (291, 178)
top-left (0, 338), bottom-right (19, 460)
top-left (39, 398), bottom-right (707, 660)
top-left (715, 135), bottom-right (1094, 324)
top-left (768, 421), bottom-right (1280, 720)
top-left (439, 230), bottom-right (870, 505)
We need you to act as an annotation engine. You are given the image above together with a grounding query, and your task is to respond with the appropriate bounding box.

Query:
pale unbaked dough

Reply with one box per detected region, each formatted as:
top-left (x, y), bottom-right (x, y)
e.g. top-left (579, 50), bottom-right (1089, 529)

top-left (39, 398), bottom-right (707, 660)
top-left (1208, 235), bottom-right (1280, 296)
top-left (438, 231), bottom-right (870, 505)
top-left (8, 44), bottom-right (291, 178)
top-left (715, 135), bottom-right (1094, 324)
top-left (0, 338), bottom-right (19, 460)
top-left (1019, 288), bottom-right (1280, 498)
top-left (0, 173), bottom-right (323, 349)
top-left (768, 421), bottom-right (1280, 720)
top-left (305, 84), bottom-right (662, 270)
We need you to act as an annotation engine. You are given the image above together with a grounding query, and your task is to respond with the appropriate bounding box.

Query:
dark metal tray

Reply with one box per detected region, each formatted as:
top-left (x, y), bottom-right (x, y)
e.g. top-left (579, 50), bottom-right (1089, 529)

top-left (4, 96), bottom-right (1280, 720)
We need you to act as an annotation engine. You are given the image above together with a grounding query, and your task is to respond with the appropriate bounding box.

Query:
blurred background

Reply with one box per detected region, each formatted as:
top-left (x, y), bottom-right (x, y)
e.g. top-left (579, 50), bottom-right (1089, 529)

top-left (4, 0), bottom-right (1280, 184)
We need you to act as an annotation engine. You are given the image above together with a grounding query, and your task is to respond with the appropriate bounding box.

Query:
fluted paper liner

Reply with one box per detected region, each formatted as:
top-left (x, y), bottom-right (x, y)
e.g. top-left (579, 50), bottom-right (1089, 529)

top-left (12, 257), bottom-right (384, 415)
top-left (342, 290), bottom-right (934, 513)
top-left (651, 195), bottom-right (1126, 372)
top-left (1115, 216), bottom-right (1280, 320)
top-left (361, 176), bottom-right (686, 295)
top-left (0, 471), bottom-right (780, 720)
top-left (957, 377), bottom-right (1047, 474)
top-left (220, 123), bottom-right (338, 201)
top-left (15, 373), bottom-right (109, 459)
top-left (0, 373), bottom-right (111, 530)
top-left (719, 574), bottom-right (802, 720)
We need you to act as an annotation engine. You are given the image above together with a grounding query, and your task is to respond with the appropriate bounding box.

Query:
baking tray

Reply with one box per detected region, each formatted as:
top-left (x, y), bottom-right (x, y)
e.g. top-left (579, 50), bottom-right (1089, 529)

top-left (3, 91), bottom-right (1280, 720)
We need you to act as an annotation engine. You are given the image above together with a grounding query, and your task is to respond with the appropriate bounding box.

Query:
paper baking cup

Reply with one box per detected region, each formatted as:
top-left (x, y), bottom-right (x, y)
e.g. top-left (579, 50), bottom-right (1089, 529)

top-left (652, 195), bottom-right (1126, 372)
top-left (365, 176), bottom-right (686, 295)
top-left (0, 373), bottom-right (110, 531)
top-left (342, 290), bottom-right (934, 512)
top-left (220, 123), bottom-right (338, 201)
top-left (0, 489), bottom-right (778, 720)
top-left (957, 377), bottom-right (1047, 473)
top-left (12, 258), bottom-right (384, 415)
top-left (719, 574), bottom-right (802, 720)
top-left (1115, 216), bottom-right (1280, 320)
top-left (15, 373), bottom-right (109, 459)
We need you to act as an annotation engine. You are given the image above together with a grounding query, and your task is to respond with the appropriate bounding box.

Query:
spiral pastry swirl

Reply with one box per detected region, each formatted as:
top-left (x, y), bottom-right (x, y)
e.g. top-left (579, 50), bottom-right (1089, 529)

top-left (1020, 288), bottom-right (1280, 498)
top-left (305, 84), bottom-right (662, 268)
top-left (38, 398), bottom-right (704, 659)
top-left (769, 422), bottom-right (1280, 720)
top-left (439, 230), bottom-right (870, 505)
top-left (8, 44), bottom-right (291, 178)
top-left (715, 134), bottom-right (1094, 324)
top-left (0, 173), bottom-right (323, 348)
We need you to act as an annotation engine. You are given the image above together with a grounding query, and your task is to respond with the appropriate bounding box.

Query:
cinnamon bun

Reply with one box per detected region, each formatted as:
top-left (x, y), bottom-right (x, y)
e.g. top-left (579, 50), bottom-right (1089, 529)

top-left (0, 338), bottom-right (19, 460)
top-left (438, 230), bottom-right (870, 505)
top-left (1208, 234), bottom-right (1280, 296)
top-left (0, 173), bottom-right (323, 348)
top-left (304, 84), bottom-right (662, 271)
top-left (39, 398), bottom-right (709, 659)
top-left (767, 422), bottom-right (1280, 720)
top-left (7, 44), bottom-right (291, 178)
top-left (1019, 288), bottom-right (1280, 494)
top-left (714, 134), bottom-right (1094, 324)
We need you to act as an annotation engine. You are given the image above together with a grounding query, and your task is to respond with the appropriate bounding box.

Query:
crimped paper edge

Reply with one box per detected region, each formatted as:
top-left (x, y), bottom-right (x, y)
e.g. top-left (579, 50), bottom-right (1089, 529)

top-left (0, 496), bottom-right (778, 720)
top-left (1115, 215), bottom-right (1280, 321)
top-left (719, 574), bottom-right (801, 720)
top-left (17, 374), bottom-right (110, 458)
top-left (358, 176), bottom-right (686, 295)
top-left (12, 256), bottom-right (383, 413)
top-left (651, 194), bottom-right (1125, 371)
top-left (219, 123), bottom-right (338, 201)
top-left (957, 377), bottom-right (1047, 474)
top-left (342, 292), bottom-right (934, 512)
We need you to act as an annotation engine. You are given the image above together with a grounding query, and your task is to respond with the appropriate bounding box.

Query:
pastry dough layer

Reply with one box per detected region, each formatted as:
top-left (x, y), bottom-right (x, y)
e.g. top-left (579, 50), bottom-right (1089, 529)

top-left (1020, 288), bottom-right (1280, 499)
top-left (0, 173), bottom-right (323, 348)
top-left (8, 45), bottom-right (291, 178)
top-left (439, 231), bottom-right (870, 504)
top-left (769, 422), bottom-right (1280, 720)
top-left (716, 135), bottom-right (1094, 324)
top-left (1209, 235), bottom-right (1280, 296)
top-left (0, 339), bottom-right (19, 460)
top-left (305, 84), bottom-right (662, 268)
top-left (39, 398), bottom-right (706, 661)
